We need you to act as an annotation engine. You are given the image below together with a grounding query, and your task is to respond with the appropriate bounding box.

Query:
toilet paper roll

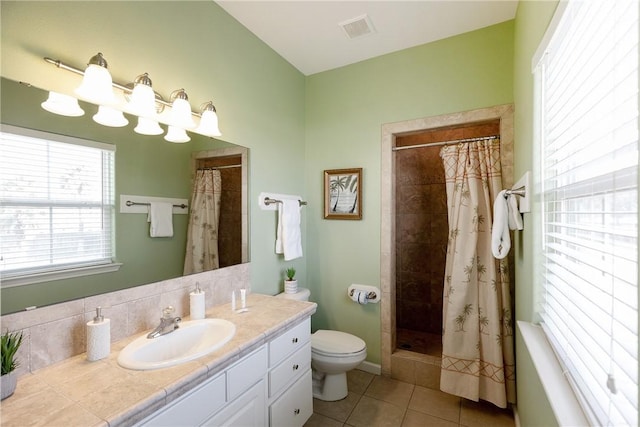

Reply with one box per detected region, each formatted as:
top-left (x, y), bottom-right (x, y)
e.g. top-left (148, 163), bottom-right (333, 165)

top-left (350, 290), bottom-right (368, 305)
top-left (86, 319), bottom-right (110, 361)
top-left (190, 291), bottom-right (206, 320)
top-left (357, 291), bottom-right (368, 305)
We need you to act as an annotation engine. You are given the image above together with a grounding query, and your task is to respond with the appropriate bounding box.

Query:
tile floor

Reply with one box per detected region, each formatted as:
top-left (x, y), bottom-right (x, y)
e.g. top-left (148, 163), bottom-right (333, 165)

top-left (396, 328), bottom-right (443, 358)
top-left (304, 370), bottom-right (515, 427)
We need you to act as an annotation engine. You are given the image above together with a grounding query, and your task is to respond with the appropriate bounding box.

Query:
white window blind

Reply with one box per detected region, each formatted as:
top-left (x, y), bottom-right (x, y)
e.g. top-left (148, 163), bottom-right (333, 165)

top-left (0, 126), bottom-right (115, 281)
top-left (534, 0), bottom-right (638, 426)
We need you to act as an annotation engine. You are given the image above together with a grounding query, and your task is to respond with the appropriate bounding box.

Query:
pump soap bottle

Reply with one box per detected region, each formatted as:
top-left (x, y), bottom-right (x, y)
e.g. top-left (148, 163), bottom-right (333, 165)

top-left (190, 282), bottom-right (206, 320)
top-left (86, 307), bottom-right (110, 361)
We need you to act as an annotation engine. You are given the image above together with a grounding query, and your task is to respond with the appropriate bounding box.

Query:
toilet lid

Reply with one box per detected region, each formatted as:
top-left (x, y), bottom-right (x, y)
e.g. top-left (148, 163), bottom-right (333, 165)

top-left (312, 330), bottom-right (366, 355)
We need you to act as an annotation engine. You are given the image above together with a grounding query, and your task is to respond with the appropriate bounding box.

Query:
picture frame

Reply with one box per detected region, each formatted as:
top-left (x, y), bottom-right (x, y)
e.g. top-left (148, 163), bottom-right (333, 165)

top-left (323, 168), bottom-right (362, 220)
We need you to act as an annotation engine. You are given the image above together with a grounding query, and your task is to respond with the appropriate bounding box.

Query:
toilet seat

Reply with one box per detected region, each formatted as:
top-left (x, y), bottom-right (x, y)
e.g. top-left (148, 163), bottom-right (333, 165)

top-left (312, 330), bottom-right (366, 356)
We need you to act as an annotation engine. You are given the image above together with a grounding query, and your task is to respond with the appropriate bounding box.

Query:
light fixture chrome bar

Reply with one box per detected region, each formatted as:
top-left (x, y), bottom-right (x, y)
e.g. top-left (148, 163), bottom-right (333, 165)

top-left (43, 56), bottom-right (203, 117)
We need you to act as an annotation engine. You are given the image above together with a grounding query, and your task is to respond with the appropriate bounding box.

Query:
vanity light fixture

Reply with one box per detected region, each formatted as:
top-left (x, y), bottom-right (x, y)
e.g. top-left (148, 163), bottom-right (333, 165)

top-left (43, 54), bottom-right (222, 141)
top-left (195, 102), bottom-right (222, 137)
top-left (93, 105), bottom-right (129, 127)
top-left (168, 89), bottom-right (196, 129)
top-left (41, 91), bottom-right (85, 117)
top-left (127, 73), bottom-right (157, 117)
top-left (74, 53), bottom-right (117, 105)
top-left (164, 125), bottom-right (191, 143)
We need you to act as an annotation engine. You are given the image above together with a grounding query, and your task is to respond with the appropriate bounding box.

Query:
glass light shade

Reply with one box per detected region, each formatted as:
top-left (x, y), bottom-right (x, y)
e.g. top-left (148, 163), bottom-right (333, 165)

top-left (169, 97), bottom-right (196, 128)
top-left (41, 92), bottom-right (85, 117)
top-left (134, 117), bottom-right (164, 135)
top-left (75, 64), bottom-right (116, 105)
top-left (195, 110), bottom-right (221, 137)
top-left (127, 74), bottom-right (157, 117)
top-left (93, 106), bottom-right (128, 127)
top-left (164, 126), bottom-right (191, 143)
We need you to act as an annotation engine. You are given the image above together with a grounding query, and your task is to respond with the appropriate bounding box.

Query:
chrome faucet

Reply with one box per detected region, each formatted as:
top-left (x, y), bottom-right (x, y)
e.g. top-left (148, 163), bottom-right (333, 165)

top-left (147, 306), bottom-right (181, 339)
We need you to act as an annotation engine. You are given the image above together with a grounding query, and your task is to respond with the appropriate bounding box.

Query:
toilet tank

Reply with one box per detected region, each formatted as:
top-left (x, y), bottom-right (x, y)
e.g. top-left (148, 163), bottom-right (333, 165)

top-left (275, 288), bottom-right (310, 301)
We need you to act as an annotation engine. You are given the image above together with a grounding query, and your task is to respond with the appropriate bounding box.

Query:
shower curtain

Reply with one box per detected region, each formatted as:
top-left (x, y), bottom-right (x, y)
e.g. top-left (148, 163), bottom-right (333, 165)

top-left (184, 169), bottom-right (222, 275)
top-left (439, 139), bottom-right (516, 408)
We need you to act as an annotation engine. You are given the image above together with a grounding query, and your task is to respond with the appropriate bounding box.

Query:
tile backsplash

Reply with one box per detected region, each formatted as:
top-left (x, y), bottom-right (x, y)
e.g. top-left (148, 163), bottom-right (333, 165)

top-left (1, 263), bottom-right (250, 376)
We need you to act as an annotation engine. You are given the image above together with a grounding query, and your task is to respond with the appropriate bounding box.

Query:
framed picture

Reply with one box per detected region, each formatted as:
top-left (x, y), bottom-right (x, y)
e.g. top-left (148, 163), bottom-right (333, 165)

top-left (324, 168), bottom-right (362, 220)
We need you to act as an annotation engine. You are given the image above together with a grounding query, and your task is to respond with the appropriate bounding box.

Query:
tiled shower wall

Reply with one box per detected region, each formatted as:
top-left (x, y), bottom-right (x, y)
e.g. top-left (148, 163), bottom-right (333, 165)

top-left (1, 263), bottom-right (250, 377)
top-left (395, 146), bottom-right (448, 335)
top-left (394, 121), bottom-right (501, 337)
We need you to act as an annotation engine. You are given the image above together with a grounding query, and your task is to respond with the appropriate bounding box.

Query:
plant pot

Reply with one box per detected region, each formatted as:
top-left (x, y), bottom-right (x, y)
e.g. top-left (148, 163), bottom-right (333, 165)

top-left (284, 280), bottom-right (298, 294)
top-left (1, 371), bottom-right (17, 400)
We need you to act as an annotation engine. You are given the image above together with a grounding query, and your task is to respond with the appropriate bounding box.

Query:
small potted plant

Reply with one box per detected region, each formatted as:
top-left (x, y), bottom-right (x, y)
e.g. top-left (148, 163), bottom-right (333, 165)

top-left (284, 267), bottom-right (298, 294)
top-left (1, 330), bottom-right (23, 400)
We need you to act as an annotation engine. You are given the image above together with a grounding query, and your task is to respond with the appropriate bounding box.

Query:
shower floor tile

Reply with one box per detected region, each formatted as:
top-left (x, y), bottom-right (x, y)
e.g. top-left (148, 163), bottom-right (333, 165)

top-left (397, 328), bottom-right (442, 357)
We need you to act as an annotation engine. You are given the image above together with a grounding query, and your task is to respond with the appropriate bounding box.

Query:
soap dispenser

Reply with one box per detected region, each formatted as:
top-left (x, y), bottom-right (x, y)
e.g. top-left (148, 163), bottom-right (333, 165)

top-left (190, 282), bottom-right (205, 320)
top-left (86, 307), bottom-right (110, 361)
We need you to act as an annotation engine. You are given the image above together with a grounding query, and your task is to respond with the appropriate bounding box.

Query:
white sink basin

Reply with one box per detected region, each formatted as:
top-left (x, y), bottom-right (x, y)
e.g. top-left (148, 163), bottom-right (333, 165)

top-left (117, 318), bottom-right (236, 370)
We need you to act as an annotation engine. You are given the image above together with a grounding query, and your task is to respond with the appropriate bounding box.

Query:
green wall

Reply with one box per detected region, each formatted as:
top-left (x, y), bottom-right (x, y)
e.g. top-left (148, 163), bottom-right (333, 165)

top-left (1, 1), bottom-right (306, 313)
top-left (512, 1), bottom-right (560, 426)
top-left (304, 21), bottom-right (515, 365)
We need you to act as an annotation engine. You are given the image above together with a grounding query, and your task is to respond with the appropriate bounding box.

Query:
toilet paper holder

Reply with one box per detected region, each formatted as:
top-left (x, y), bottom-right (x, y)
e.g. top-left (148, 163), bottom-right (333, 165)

top-left (348, 284), bottom-right (381, 303)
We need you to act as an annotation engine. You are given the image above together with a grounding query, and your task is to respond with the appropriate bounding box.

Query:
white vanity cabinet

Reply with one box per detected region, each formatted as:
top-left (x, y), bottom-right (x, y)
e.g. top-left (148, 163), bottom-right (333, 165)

top-left (136, 316), bottom-right (312, 427)
top-left (267, 317), bottom-right (312, 427)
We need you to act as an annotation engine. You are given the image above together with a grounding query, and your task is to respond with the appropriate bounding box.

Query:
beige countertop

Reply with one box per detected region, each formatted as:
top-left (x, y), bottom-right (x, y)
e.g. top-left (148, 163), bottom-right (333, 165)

top-left (0, 294), bottom-right (317, 427)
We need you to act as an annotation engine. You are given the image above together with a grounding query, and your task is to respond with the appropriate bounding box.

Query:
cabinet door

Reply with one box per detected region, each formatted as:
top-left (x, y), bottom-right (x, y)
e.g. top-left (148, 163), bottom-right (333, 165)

top-left (269, 370), bottom-right (312, 427)
top-left (203, 380), bottom-right (266, 427)
top-left (136, 373), bottom-right (226, 427)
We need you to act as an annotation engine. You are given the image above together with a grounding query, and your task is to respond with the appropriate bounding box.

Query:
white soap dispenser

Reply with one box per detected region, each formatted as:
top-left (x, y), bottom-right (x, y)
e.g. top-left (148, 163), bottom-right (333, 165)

top-left (86, 307), bottom-right (110, 361)
top-left (190, 282), bottom-right (206, 320)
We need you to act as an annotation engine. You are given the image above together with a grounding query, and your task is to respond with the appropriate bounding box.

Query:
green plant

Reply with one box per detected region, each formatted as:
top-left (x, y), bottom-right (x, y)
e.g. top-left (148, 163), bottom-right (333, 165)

top-left (285, 267), bottom-right (296, 281)
top-left (1, 330), bottom-right (23, 376)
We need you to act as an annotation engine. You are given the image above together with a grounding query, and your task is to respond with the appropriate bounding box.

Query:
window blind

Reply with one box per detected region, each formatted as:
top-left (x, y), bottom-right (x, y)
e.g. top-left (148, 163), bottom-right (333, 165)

top-left (0, 126), bottom-right (115, 279)
top-left (534, 0), bottom-right (638, 425)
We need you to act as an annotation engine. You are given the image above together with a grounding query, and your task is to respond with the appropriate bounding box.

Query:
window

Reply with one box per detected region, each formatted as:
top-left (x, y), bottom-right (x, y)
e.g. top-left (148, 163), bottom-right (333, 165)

top-left (533, 0), bottom-right (638, 425)
top-left (0, 125), bottom-right (118, 286)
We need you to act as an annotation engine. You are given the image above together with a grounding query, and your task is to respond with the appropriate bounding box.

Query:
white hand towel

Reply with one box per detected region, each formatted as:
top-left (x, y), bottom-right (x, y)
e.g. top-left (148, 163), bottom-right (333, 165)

top-left (507, 194), bottom-right (524, 230)
top-left (275, 203), bottom-right (284, 254)
top-left (281, 199), bottom-right (303, 261)
top-left (147, 202), bottom-right (174, 237)
top-left (491, 190), bottom-right (510, 259)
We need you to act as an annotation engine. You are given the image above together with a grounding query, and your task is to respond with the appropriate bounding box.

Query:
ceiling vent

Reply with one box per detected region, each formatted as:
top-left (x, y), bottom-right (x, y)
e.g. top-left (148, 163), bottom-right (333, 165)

top-left (339, 14), bottom-right (375, 39)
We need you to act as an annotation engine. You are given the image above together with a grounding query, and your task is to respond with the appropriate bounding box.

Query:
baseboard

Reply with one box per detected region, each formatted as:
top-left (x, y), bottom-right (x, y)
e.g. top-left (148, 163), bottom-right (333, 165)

top-left (357, 360), bottom-right (381, 375)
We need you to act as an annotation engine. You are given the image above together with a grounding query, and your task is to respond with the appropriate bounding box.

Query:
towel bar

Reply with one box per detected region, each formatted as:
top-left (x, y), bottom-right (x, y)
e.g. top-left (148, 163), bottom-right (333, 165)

top-left (126, 200), bottom-right (188, 209)
top-left (264, 197), bottom-right (307, 206)
top-left (505, 186), bottom-right (525, 197)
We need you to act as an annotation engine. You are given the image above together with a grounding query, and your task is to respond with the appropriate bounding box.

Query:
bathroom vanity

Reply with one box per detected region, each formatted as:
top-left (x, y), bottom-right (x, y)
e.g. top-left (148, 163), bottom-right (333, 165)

top-left (0, 294), bottom-right (316, 427)
top-left (137, 318), bottom-right (312, 426)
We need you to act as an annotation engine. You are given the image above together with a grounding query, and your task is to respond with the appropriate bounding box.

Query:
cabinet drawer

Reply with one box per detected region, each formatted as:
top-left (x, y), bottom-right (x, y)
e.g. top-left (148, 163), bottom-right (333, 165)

top-left (269, 369), bottom-right (313, 427)
top-left (269, 317), bottom-right (310, 367)
top-left (227, 345), bottom-right (267, 401)
top-left (269, 343), bottom-right (311, 398)
top-left (138, 373), bottom-right (226, 427)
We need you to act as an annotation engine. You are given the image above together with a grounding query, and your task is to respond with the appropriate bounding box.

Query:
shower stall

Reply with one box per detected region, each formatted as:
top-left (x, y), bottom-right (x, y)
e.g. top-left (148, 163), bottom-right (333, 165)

top-left (394, 121), bottom-right (500, 357)
top-left (379, 104), bottom-right (515, 390)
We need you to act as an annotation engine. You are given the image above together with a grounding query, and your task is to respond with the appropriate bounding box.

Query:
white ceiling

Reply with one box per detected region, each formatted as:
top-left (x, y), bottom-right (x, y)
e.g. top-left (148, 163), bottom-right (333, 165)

top-left (215, 1), bottom-right (519, 76)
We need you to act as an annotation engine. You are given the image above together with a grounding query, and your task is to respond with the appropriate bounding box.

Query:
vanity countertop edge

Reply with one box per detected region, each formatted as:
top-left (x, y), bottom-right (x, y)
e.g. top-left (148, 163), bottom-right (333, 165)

top-left (0, 293), bottom-right (317, 427)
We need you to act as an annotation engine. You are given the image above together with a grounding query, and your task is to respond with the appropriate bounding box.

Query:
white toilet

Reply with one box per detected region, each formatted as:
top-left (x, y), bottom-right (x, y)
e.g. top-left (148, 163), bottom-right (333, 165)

top-left (276, 288), bottom-right (367, 401)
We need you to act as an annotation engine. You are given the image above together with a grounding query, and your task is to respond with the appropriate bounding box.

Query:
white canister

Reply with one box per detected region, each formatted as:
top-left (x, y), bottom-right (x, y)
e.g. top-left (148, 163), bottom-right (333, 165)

top-left (86, 307), bottom-right (110, 361)
top-left (190, 282), bottom-right (206, 320)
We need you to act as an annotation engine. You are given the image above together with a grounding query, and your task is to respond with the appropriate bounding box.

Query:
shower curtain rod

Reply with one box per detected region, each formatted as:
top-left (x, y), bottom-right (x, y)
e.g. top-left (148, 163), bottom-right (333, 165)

top-left (392, 135), bottom-right (498, 151)
top-left (197, 164), bottom-right (241, 170)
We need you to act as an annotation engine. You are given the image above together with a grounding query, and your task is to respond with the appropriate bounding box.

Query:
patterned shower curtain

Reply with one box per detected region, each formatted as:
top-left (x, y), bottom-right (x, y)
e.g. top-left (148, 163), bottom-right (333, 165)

top-left (439, 139), bottom-right (516, 408)
top-left (183, 169), bottom-right (222, 275)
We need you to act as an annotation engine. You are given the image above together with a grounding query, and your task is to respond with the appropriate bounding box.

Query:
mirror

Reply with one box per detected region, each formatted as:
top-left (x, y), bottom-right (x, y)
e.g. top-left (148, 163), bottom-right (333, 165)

top-left (0, 78), bottom-right (248, 314)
